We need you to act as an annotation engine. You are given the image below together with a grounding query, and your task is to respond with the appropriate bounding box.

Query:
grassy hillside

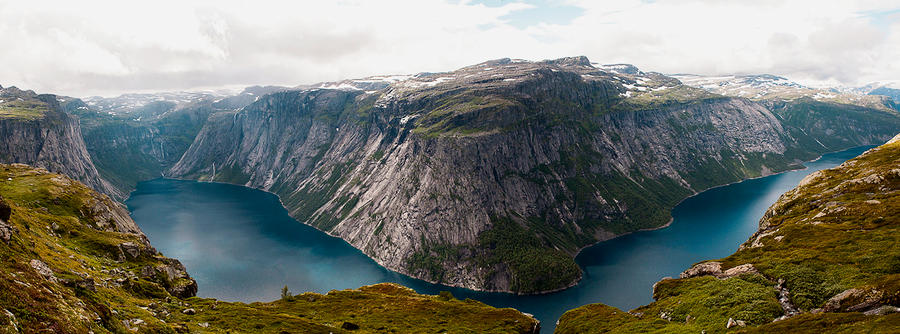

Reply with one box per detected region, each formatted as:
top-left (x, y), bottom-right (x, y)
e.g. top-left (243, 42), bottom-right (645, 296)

top-left (0, 163), bottom-right (539, 333)
top-left (556, 134), bottom-right (900, 333)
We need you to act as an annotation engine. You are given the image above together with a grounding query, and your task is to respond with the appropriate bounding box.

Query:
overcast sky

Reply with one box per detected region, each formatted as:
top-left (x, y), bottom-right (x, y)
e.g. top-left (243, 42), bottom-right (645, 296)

top-left (1, 0), bottom-right (898, 97)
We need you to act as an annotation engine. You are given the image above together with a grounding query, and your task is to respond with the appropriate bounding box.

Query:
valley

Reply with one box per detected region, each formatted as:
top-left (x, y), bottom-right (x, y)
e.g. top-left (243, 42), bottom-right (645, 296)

top-left (165, 57), bottom-right (900, 293)
top-left (126, 145), bottom-right (874, 332)
top-left (1, 56), bottom-right (899, 333)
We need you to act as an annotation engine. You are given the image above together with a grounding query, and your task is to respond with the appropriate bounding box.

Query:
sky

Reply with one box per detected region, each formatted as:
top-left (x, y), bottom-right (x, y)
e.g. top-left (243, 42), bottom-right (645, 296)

top-left (1, 0), bottom-right (899, 97)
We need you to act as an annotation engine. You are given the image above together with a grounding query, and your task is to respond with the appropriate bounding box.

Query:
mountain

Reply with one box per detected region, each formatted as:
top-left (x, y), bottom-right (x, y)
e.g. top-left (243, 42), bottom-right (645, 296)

top-left (672, 73), bottom-right (896, 111)
top-left (0, 84), bottom-right (296, 200)
top-left (83, 90), bottom-right (235, 118)
top-left (58, 86), bottom-right (293, 197)
top-left (556, 133), bottom-right (900, 333)
top-left (168, 56), bottom-right (900, 294)
top-left (69, 99), bottom-right (223, 196)
top-left (0, 86), bottom-right (121, 198)
top-left (869, 86), bottom-right (900, 104)
top-left (0, 163), bottom-right (540, 333)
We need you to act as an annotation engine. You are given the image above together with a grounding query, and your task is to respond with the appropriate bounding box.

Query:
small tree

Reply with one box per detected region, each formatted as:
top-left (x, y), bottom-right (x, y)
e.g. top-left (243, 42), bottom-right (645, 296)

top-left (281, 285), bottom-right (292, 301)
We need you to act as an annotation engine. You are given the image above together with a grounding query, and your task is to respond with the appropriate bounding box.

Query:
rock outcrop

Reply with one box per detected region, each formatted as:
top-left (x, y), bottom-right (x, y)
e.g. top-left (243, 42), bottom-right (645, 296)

top-left (680, 262), bottom-right (758, 279)
top-left (0, 87), bottom-right (121, 198)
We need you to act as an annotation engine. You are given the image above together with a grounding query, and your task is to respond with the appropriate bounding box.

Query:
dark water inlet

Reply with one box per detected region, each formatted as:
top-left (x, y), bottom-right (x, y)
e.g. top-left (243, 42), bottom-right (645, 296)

top-left (126, 146), bottom-right (873, 332)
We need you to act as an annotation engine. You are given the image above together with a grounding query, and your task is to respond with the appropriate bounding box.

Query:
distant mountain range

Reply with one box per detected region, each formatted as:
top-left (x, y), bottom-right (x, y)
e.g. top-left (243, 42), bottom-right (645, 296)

top-left (672, 73), bottom-right (898, 110)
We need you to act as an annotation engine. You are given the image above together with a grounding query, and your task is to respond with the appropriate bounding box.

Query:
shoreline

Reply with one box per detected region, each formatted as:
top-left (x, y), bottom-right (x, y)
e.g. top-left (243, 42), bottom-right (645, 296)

top-left (570, 145), bottom-right (876, 262)
top-left (142, 145), bottom-right (872, 296)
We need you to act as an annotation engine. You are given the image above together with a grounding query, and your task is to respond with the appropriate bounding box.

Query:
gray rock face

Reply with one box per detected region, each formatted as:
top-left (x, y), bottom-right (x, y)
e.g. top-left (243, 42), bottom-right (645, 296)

top-left (29, 259), bottom-right (57, 283)
top-left (680, 262), bottom-right (758, 279)
top-left (168, 58), bottom-right (900, 293)
top-left (823, 288), bottom-right (886, 313)
top-left (140, 258), bottom-right (198, 298)
top-left (74, 98), bottom-right (227, 196)
top-left (0, 87), bottom-right (121, 198)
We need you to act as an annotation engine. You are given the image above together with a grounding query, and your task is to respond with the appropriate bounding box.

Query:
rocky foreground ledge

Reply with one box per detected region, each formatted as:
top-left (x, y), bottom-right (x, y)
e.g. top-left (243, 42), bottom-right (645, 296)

top-left (0, 163), bottom-right (539, 333)
top-left (556, 134), bottom-right (900, 333)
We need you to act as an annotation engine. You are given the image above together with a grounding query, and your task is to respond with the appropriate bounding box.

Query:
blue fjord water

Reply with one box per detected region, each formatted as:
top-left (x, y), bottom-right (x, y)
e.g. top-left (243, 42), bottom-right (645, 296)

top-left (126, 146), bottom-right (872, 332)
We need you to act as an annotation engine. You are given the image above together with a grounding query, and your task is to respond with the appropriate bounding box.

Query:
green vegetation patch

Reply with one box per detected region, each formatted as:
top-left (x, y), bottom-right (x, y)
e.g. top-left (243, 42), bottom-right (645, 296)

top-left (0, 99), bottom-right (47, 120)
top-left (557, 274), bottom-right (783, 334)
top-left (476, 216), bottom-right (582, 293)
top-left (167, 283), bottom-right (538, 333)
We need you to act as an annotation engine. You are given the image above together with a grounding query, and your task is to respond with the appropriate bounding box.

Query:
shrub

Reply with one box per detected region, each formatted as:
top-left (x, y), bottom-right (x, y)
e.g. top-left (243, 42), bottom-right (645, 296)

top-left (281, 285), bottom-right (293, 301)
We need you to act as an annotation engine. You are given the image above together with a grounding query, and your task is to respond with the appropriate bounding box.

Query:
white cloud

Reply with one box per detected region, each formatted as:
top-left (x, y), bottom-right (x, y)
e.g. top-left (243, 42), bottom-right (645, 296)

top-left (0, 0), bottom-right (897, 96)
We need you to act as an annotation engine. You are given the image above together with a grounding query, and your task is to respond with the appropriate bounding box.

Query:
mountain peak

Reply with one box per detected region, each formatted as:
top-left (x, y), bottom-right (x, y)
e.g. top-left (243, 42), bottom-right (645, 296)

top-left (596, 64), bottom-right (642, 75)
top-left (542, 56), bottom-right (592, 67)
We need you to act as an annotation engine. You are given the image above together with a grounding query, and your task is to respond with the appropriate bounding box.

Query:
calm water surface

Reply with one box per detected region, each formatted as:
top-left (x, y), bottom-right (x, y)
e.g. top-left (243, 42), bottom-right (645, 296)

top-left (126, 146), bottom-right (872, 332)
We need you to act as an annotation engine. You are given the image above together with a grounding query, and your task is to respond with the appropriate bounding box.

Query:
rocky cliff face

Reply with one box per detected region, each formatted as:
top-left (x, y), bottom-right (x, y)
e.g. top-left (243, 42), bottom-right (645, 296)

top-left (0, 87), bottom-right (121, 198)
top-left (168, 57), bottom-right (900, 293)
top-left (68, 88), bottom-right (269, 196)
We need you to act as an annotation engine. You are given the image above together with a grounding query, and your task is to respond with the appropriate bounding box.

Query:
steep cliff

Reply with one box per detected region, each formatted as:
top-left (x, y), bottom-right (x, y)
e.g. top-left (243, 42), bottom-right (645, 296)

top-left (70, 99), bottom-right (225, 196)
top-left (169, 57), bottom-right (900, 293)
top-left (0, 163), bottom-right (539, 333)
top-left (555, 133), bottom-right (900, 333)
top-left (68, 86), bottom-right (277, 196)
top-left (0, 87), bottom-right (121, 198)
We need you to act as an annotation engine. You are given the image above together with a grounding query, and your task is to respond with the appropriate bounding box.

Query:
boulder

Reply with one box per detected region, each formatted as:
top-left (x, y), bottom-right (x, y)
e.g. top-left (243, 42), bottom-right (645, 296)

top-left (169, 279), bottom-right (198, 299)
top-left (680, 262), bottom-right (758, 279)
top-left (62, 277), bottom-right (96, 291)
top-left (823, 288), bottom-right (884, 313)
top-left (139, 258), bottom-right (197, 298)
top-left (863, 305), bottom-right (900, 316)
top-left (0, 220), bottom-right (15, 243)
top-left (680, 262), bottom-right (722, 279)
top-left (29, 259), bottom-right (58, 283)
top-left (118, 242), bottom-right (142, 260)
top-left (726, 318), bottom-right (737, 328)
top-left (721, 264), bottom-right (758, 278)
top-left (171, 323), bottom-right (189, 333)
